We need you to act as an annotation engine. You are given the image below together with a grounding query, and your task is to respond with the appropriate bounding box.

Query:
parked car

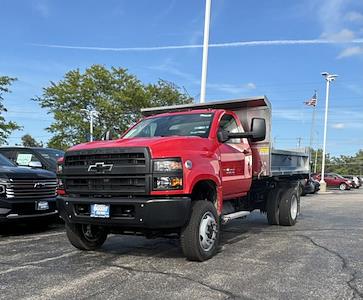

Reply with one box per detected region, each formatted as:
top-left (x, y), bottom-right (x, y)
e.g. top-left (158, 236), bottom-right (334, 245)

top-left (0, 147), bottom-right (64, 173)
top-left (0, 154), bottom-right (58, 222)
top-left (343, 175), bottom-right (361, 189)
top-left (300, 178), bottom-right (320, 196)
top-left (311, 178), bottom-right (320, 193)
top-left (313, 173), bottom-right (352, 190)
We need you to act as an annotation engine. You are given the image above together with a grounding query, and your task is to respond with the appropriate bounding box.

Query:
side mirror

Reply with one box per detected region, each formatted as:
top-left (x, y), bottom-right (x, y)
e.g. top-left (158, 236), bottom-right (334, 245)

top-left (217, 130), bottom-right (229, 143)
top-left (250, 117), bottom-right (266, 142)
top-left (226, 118), bottom-right (266, 142)
top-left (28, 161), bottom-right (43, 168)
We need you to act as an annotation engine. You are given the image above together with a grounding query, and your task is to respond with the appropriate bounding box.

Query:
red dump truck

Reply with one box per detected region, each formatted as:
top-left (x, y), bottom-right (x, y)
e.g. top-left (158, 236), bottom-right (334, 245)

top-left (57, 97), bottom-right (309, 261)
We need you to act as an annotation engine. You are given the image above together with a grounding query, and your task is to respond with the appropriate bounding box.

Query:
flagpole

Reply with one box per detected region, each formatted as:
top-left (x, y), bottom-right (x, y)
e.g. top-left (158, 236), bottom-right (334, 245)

top-left (314, 147), bottom-right (318, 173)
top-left (308, 90), bottom-right (317, 174)
top-left (308, 90), bottom-right (317, 151)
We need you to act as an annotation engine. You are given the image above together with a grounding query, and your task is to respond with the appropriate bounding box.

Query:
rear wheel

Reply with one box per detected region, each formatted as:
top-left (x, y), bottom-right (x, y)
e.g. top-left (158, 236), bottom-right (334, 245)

top-left (339, 183), bottom-right (347, 191)
top-left (65, 223), bottom-right (108, 250)
top-left (279, 187), bottom-right (299, 226)
top-left (180, 201), bottom-right (220, 261)
top-left (266, 188), bottom-right (283, 225)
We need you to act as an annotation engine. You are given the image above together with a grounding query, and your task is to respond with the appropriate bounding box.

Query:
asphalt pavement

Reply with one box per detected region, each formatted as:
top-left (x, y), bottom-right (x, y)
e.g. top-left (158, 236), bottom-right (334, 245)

top-left (1, 189), bottom-right (362, 300)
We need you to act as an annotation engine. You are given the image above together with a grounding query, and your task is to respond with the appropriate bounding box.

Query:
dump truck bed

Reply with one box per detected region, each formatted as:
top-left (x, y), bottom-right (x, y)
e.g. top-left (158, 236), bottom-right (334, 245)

top-left (271, 149), bottom-right (309, 176)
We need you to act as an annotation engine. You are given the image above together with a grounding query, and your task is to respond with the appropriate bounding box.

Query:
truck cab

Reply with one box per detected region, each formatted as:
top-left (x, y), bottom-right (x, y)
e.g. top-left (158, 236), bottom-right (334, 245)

top-left (57, 97), bottom-right (309, 261)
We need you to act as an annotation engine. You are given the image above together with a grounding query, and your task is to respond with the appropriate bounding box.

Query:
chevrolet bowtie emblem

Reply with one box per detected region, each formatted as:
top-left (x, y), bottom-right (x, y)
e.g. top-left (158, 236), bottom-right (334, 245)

top-left (88, 162), bottom-right (113, 173)
top-left (34, 182), bottom-right (46, 189)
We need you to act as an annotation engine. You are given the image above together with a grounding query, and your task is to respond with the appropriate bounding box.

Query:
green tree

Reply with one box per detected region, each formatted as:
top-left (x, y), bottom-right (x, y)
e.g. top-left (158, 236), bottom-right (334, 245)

top-left (311, 148), bottom-right (363, 175)
top-left (0, 76), bottom-right (22, 144)
top-left (35, 65), bottom-right (193, 150)
top-left (21, 134), bottom-right (43, 147)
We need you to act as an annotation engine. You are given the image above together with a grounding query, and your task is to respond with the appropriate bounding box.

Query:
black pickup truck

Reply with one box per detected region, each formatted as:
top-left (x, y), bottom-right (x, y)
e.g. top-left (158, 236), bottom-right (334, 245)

top-left (0, 154), bottom-right (58, 222)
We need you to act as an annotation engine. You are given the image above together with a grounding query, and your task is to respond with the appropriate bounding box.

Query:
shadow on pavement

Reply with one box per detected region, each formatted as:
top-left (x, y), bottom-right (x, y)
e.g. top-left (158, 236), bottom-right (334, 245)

top-left (0, 219), bottom-right (64, 238)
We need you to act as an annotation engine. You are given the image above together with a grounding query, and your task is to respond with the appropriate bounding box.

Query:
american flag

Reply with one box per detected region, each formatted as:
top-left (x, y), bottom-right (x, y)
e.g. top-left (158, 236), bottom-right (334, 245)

top-left (304, 91), bottom-right (317, 107)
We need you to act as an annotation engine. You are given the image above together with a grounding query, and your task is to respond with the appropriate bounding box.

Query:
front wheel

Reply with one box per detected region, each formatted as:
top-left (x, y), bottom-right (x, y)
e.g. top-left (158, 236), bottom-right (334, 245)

top-left (65, 223), bottom-right (108, 250)
top-left (339, 183), bottom-right (347, 191)
top-left (180, 201), bottom-right (220, 261)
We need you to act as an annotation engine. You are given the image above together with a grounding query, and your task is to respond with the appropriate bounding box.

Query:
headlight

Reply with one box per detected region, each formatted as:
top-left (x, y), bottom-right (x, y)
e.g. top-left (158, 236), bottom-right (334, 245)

top-left (154, 176), bottom-right (183, 190)
top-left (153, 159), bottom-right (182, 172)
top-left (57, 157), bottom-right (64, 174)
top-left (57, 164), bottom-right (63, 174)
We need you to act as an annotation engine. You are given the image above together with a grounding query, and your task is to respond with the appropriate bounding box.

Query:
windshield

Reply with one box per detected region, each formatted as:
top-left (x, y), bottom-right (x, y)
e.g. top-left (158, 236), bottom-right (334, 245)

top-left (123, 113), bottom-right (214, 139)
top-left (0, 154), bottom-right (16, 167)
top-left (37, 149), bottom-right (65, 163)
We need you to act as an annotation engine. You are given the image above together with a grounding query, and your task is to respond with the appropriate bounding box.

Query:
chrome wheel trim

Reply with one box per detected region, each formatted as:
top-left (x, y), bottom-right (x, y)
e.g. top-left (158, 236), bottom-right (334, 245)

top-left (290, 195), bottom-right (298, 220)
top-left (199, 212), bottom-right (217, 252)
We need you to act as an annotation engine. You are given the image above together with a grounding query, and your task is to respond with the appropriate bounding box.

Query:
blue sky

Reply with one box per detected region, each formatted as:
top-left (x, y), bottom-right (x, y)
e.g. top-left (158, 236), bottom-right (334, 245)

top-left (0, 0), bottom-right (362, 156)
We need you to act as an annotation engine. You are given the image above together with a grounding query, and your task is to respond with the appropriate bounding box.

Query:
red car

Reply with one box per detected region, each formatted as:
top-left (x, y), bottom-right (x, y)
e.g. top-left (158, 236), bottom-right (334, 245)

top-left (313, 173), bottom-right (352, 190)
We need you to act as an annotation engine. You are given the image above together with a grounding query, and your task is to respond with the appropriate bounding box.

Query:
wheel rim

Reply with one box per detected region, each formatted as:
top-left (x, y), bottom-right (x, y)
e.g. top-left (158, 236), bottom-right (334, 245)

top-left (290, 195), bottom-right (298, 220)
top-left (340, 184), bottom-right (346, 190)
top-left (199, 212), bottom-right (217, 252)
top-left (81, 224), bottom-right (104, 242)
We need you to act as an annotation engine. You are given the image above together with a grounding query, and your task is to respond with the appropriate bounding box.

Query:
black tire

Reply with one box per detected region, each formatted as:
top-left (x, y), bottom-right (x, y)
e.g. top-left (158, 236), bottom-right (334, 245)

top-left (180, 201), bottom-right (220, 261)
top-left (266, 188), bottom-right (283, 225)
top-left (279, 187), bottom-right (299, 226)
top-left (65, 223), bottom-right (108, 250)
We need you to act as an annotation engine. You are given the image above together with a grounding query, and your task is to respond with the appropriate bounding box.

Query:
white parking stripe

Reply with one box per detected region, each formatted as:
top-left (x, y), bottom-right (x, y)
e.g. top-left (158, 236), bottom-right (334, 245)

top-left (0, 251), bottom-right (78, 275)
top-left (0, 231), bottom-right (64, 245)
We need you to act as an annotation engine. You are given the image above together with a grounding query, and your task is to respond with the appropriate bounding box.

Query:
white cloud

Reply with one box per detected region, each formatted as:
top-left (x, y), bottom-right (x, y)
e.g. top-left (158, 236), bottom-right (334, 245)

top-left (149, 58), bottom-right (195, 81)
top-left (32, 0), bottom-right (50, 18)
top-left (272, 109), bottom-right (305, 121)
top-left (207, 82), bottom-right (257, 94)
top-left (337, 46), bottom-right (363, 58)
top-left (321, 29), bottom-right (355, 41)
top-left (332, 123), bottom-right (345, 129)
top-left (246, 82), bottom-right (256, 89)
top-left (345, 11), bottom-right (363, 23)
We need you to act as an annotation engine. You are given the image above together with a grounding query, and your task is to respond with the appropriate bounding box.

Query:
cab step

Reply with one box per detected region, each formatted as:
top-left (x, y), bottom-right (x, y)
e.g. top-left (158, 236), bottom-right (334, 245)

top-left (222, 211), bottom-right (250, 224)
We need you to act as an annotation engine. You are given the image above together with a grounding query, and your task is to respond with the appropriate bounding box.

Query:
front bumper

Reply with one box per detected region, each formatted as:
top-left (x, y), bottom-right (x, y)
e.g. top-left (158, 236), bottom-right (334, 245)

top-left (57, 196), bottom-right (191, 229)
top-left (0, 197), bottom-right (58, 222)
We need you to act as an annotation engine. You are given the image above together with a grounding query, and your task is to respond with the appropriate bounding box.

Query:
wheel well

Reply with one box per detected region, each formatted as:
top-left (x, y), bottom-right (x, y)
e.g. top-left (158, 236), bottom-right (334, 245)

top-left (191, 180), bottom-right (217, 203)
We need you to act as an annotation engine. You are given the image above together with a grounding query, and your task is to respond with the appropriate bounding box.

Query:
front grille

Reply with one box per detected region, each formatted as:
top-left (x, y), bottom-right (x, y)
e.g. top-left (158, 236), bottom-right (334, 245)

top-left (64, 176), bottom-right (147, 195)
top-left (6, 179), bottom-right (57, 199)
top-left (65, 152), bottom-right (146, 167)
top-left (62, 147), bottom-right (151, 196)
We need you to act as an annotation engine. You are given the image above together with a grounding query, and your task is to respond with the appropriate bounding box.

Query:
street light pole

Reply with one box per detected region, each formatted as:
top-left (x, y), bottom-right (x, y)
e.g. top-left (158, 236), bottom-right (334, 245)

top-left (320, 72), bottom-right (338, 192)
top-left (81, 109), bottom-right (98, 142)
top-left (200, 0), bottom-right (212, 103)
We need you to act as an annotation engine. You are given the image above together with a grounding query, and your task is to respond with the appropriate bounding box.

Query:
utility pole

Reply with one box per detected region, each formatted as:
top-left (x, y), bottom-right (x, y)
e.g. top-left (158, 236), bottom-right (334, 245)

top-left (297, 137), bottom-right (302, 149)
top-left (200, 0), bottom-right (212, 103)
top-left (81, 109), bottom-right (98, 142)
top-left (320, 72), bottom-right (338, 192)
top-left (314, 149), bottom-right (318, 173)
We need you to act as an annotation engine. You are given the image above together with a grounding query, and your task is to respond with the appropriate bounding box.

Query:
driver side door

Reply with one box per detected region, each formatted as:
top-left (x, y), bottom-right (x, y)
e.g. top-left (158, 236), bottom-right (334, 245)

top-left (217, 113), bottom-right (252, 199)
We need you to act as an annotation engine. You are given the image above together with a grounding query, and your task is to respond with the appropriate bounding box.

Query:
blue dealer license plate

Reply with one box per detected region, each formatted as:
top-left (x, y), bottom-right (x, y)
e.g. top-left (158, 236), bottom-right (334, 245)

top-left (90, 204), bottom-right (110, 218)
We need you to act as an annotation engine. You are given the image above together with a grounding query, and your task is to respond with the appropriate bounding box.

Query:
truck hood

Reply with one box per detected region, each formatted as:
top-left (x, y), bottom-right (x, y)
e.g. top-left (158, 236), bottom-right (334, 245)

top-left (0, 166), bottom-right (56, 180)
top-left (68, 136), bottom-right (215, 158)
